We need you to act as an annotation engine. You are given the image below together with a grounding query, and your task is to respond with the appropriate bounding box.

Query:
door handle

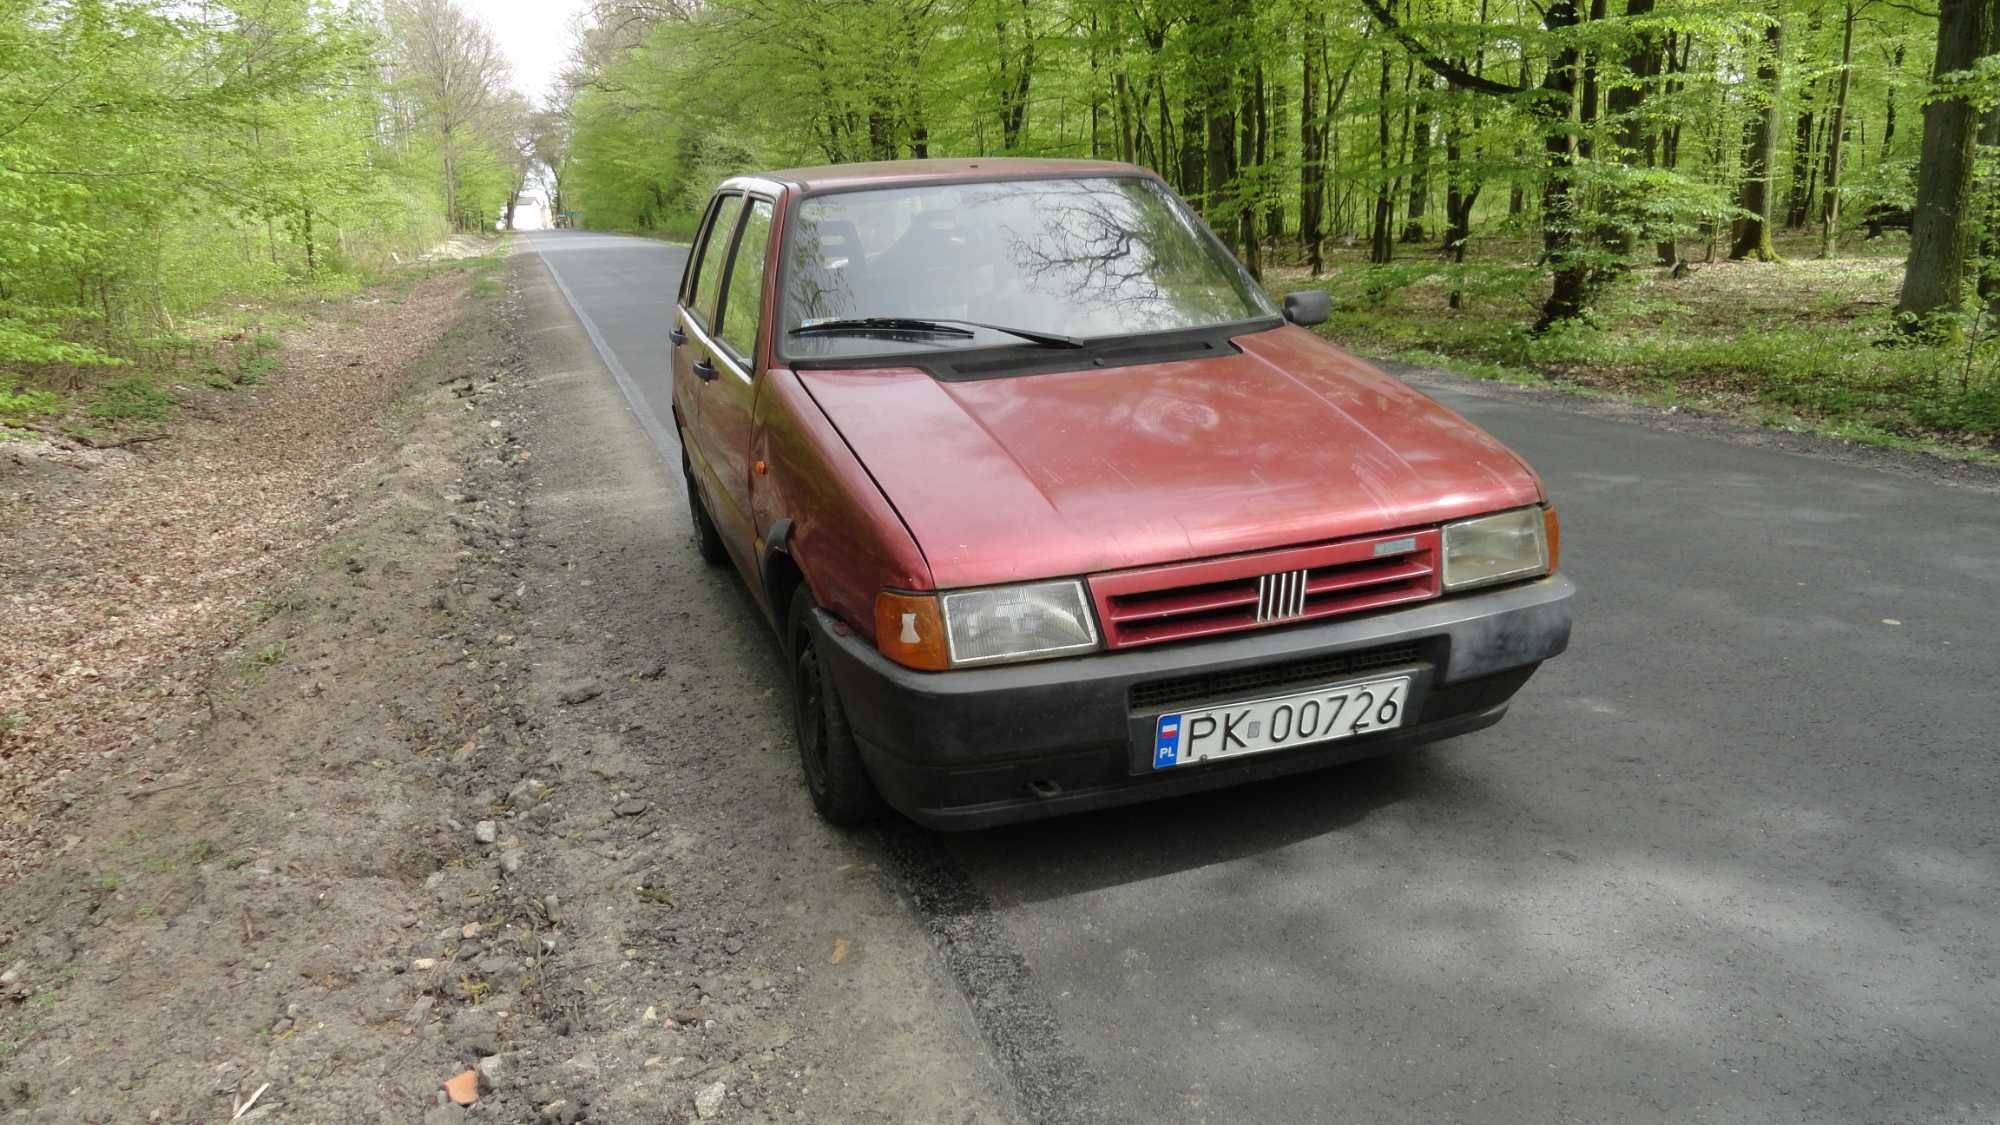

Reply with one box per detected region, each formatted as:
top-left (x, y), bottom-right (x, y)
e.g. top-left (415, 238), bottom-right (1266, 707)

top-left (670, 327), bottom-right (687, 346)
top-left (692, 357), bottom-right (717, 382)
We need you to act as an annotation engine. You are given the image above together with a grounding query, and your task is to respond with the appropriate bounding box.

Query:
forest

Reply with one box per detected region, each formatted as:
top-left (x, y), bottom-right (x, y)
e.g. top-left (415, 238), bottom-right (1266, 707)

top-left (557, 0), bottom-right (2000, 448)
top-left (0, 0), bottom-right (541, 434)
top-left (6, 0), bottom-right (1998, 451)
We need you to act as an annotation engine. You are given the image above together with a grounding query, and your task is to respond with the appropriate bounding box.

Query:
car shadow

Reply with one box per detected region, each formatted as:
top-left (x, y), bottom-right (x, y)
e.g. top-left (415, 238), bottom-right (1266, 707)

top-left (933, 743), bottom-right (1467, 908)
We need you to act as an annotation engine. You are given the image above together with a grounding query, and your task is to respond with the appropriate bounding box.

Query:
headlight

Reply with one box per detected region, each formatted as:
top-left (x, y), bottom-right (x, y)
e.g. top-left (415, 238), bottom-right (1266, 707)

top-left (874, 581), bottom-right (1101, 669)
top-left (1442, 507), bottom-right (1551, 591)
top-left (942, 580), bottom-right (1100, 666)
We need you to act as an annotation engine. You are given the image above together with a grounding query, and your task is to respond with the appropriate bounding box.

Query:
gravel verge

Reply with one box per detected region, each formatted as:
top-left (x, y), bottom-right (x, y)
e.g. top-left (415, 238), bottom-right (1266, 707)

top-left (0, 248), bottom-right (1017, 1123)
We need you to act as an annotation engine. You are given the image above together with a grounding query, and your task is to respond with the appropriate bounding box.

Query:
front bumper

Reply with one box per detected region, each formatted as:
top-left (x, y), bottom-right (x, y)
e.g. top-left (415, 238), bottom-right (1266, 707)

top-left (813, 574), bottom-right (1574, 829)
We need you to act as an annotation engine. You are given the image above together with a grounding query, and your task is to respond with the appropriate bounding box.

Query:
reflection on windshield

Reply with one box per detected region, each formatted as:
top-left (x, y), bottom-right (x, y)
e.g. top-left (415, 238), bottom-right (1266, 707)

top-left (784, 177), bottom-right (1274, 356)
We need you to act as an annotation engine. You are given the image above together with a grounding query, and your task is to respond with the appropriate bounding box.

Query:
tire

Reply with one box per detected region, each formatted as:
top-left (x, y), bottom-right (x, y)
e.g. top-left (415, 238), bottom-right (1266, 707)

top-left (787, 589), bottom-right (884, 826)
top-left (683, 452), bottom-right (728, 566)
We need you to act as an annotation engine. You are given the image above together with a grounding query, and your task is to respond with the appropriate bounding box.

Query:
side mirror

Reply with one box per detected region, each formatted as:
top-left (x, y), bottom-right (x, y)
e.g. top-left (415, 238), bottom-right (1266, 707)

top-left (1283, 290), bottom-right (1332, 327)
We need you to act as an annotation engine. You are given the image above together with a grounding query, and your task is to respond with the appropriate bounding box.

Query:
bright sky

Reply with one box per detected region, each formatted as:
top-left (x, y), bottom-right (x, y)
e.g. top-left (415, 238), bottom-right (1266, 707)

top-left (469, 0), bottom-right (591, 107)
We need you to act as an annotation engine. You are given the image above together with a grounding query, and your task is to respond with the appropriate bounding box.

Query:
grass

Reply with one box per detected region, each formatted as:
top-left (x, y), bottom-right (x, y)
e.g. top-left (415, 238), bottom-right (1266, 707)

top-left (470, 257), bottom-right (506, 298)
top-left (2, 375), bottom-right (60, 439)
top-left (1, 239), bottom-right (497, 442)
top-left (1277, 229), bottom-right (2000, 456)
top-left (1, 376), bottom-right (60, 423)
top-left (85, 377), bottom-right (178, 423)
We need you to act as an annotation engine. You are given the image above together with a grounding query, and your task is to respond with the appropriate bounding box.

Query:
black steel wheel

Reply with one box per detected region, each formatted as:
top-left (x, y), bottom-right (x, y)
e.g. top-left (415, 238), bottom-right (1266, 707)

top-left (788, 589), bottom-right (884, 826)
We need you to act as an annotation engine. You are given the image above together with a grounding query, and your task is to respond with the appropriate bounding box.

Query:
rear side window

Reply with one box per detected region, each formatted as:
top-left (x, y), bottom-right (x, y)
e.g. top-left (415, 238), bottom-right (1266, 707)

top-left (717, 199), bottom-right (774, 362)
top-left (687, 194), bottom-right (744, 329)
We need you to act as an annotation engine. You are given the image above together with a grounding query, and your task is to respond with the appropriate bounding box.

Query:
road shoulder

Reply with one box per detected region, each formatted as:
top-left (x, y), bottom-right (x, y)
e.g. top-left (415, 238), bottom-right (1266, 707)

top-left (0, 244), bottom-right (1018, 1123)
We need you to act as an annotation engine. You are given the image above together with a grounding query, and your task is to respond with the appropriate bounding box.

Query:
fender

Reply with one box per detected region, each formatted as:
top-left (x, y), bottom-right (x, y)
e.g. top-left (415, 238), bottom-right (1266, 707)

top-left (751, 368), bottom-right (932, 640)
top-left (758, 516), bottom-right (796, 608)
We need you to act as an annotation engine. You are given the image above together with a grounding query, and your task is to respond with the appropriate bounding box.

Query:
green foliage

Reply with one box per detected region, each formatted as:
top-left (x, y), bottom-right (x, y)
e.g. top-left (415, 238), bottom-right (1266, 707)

top-left (0, 0), bottom-right (532, 395)
top-left (0, 375), bottom-right (60, 424)
top-left (1318, 239), bottom-right (2000, 447)
top-left (546, 0), bottom-right (2000, 444)
top-left (86, 378), bottom-right (178, 423)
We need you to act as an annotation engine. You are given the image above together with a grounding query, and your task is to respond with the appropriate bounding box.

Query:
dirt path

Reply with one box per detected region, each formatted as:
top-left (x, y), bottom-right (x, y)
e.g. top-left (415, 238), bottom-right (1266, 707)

top-left (0, 273), bottom-right (470, 884)
top-left (0, 249), bottom-right (1017, 1122)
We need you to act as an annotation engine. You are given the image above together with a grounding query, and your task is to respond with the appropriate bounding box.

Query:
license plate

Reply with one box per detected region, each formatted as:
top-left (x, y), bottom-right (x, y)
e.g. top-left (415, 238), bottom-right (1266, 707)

top-left (1151, 675), bottom-right (1412, 770)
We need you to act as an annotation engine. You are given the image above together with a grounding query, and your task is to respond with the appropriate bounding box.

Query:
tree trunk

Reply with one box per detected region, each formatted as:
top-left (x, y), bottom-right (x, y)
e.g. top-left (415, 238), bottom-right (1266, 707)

top-left (1978, 0), bottom-right (2000, 303)
top-left (441, 126), bottom-right (458, 228)
top-left (1574, 0), bottom-right (1607, 259)
top-left (1729, 20), bottom-right (1784, 262)
top-left (1536, 0), bottom-right (1591, 330)
top-left (1266, 75), bottom-right (1286, 240)
top-left (1444, 0), bottom-right (1490, 306)
top-left (1656, 30), bottom-right (1689, 265)
top-left (1603, 0), bottom-right (1659, 259)
top-left (1206, 84), bottom-right (1238, 253)
top-left (1089, 13), bottom-right (1103, 157)
top-left (1818, 2), bottom-right (1855, 258)
top-left (1328, 56), bottom-right (1353, 240)
top-left (1112, 22), bottom-right (1136, 164)
top-left (1370, 43), bottom-right (1394, 263)
top-left (1785, 105), bottom-right (1815, 228)
top-left (1443, 114), bottom-right (1483, 308)
top-left (1301, 10), bottom-right (1326, 274)
top-left (1782, 12), bottom-right (1821, 229)
top-left (1896, 0), bottom-right (1994, 329)
top-left (995, 0), bottom-right (1033, 151)
top-left (1403, 75), bottom-right (1431, 242)
top-left (1182, 97), bottom-right (1207, 199)
top-left (1883, 45), bottom-right (1903, 149)
top-left (1509, 56), bottom-right (1531, 216)
top-left (1240, 70), bottom-right (1262, 277)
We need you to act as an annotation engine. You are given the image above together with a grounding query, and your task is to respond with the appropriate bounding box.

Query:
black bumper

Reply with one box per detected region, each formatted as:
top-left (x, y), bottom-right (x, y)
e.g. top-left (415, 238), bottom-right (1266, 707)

top-left (813, 574), bottom-right (1574, 829)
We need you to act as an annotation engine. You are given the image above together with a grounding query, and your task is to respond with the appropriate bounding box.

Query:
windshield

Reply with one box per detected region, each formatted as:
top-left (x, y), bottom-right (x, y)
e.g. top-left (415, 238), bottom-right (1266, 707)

top-left (780, 176), bottom-right (1276, 360)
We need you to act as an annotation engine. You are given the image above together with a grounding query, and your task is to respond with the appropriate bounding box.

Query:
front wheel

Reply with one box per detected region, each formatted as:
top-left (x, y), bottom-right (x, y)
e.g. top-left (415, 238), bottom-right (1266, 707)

top-left (788, 590), bottom-right (884, 827)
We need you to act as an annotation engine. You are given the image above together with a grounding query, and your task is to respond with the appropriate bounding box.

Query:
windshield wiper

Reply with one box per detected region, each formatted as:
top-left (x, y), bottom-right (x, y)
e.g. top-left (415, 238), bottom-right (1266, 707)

top-left (790, 317), bottom-right (1084, 349)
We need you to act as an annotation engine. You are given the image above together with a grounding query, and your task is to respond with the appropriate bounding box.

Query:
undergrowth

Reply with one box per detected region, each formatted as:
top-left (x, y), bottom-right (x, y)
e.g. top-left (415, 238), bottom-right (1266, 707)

top-left (1288, 232), bottom-right (2000, 452)
top-left (0, 246), bottom-right (495, 443)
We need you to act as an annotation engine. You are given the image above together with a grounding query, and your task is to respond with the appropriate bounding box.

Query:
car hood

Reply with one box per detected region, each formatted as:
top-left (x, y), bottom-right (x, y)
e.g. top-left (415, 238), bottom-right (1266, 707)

top-left (793, 325), bottom-right (1544, 589)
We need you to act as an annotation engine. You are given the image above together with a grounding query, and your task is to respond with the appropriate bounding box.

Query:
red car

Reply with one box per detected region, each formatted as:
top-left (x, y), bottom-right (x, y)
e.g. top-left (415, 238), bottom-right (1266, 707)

top-left (672, 158), bottom-right (1572, 829)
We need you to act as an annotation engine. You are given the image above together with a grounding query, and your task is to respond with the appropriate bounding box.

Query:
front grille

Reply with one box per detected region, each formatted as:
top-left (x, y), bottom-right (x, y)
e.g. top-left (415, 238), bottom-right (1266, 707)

top-left (1089, 529), bottom-right (1442, 649)
top-left (1130, 642), bottom-right (1425, 712)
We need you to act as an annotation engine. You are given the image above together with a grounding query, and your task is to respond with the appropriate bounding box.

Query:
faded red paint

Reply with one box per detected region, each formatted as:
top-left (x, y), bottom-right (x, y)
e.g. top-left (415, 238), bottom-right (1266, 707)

top-left (675, 160), bottom-right (1548, 649)
top-left (794, 325), bottom-right (1542, 591)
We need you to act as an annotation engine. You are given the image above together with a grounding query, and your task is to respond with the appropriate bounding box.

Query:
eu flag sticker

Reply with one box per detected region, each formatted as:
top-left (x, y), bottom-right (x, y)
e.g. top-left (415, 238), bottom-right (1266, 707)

top-left (1153, 714), bottom-right (1183, 769)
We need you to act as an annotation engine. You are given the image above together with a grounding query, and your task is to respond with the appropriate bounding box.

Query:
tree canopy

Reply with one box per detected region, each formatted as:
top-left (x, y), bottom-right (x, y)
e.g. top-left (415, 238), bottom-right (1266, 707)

top-left (557, 0), bottom-right (1998, 336)
top-left (0, 0), bottom-right (531, 374)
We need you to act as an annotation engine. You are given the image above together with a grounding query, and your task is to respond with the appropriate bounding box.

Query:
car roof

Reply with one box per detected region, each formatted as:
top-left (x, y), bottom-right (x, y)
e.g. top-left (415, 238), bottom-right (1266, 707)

top-left (731, 157), bottom-right (1153, 194)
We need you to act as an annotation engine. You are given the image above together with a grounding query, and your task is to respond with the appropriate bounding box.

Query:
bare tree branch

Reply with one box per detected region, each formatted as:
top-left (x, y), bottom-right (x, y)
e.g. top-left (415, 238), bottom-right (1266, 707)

top-left (1355, 0), bottom-right (1536, 100)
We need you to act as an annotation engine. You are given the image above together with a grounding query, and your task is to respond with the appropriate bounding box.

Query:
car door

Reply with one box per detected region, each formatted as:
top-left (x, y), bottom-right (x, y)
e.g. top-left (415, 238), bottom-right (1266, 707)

top-left (673, 192), bottom-right (744, 537)
top-left (697, 195), bottom-right (776, 556)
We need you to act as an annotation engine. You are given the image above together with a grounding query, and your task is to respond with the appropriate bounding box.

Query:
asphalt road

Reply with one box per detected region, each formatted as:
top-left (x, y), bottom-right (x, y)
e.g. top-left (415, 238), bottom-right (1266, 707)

top-left (523, 229), bottom-right (2000, 1124)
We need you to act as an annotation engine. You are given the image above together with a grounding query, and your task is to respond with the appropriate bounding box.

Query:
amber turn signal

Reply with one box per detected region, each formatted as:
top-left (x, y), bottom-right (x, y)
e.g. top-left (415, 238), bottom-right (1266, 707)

top-left (1544, 505), bottom-right (1562, 573)
top-left (874, 591), bottom-right (950, 671)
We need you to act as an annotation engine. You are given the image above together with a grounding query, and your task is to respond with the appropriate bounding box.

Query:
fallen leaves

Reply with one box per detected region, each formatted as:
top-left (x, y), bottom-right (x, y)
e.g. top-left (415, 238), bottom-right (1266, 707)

top-left (0, 274), bottom-right (469, 887)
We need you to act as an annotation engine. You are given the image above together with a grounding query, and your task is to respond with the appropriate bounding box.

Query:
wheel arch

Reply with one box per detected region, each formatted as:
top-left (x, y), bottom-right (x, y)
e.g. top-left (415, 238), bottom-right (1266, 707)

top-left (761, 518), bottom-right (808, 642)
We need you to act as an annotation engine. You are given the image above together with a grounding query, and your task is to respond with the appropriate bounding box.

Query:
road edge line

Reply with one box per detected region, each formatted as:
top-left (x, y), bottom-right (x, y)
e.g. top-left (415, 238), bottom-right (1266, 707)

top-left (522, 234), bottom-right (682, 472)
